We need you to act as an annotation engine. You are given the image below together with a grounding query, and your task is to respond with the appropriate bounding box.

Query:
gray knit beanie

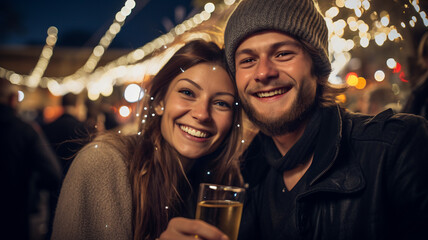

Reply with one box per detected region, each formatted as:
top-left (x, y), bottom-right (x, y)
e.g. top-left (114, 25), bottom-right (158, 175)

top-left (224, 0), bottom-right (331, 76)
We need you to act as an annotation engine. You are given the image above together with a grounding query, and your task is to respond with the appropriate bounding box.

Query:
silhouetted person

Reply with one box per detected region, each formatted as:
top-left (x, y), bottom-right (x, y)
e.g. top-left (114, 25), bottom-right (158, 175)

top-left (0, 78), bottom-right (61, 240)
top-left (402, 31), bottom-right (428, 119)
top-left (361, 85), bottom-right (399, 115)
top-left (42, 93), bottom-right (87, 238)
top-left (42, 93), bottom-right (87, 176)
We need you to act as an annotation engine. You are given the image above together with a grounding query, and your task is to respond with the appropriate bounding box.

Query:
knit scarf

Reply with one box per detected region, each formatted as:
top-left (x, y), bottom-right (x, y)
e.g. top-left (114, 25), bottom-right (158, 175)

top-left (267, 105), bottom-right (322, 172)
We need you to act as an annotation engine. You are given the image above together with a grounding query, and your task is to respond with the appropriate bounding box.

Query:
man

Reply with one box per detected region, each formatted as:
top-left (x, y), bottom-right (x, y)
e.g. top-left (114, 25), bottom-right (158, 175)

top-left (159, 0), bottom-right (428, 239)
top-left (0, 78), bottom-right (61, 240)
top-left (402, 31), bottom-right (428, 119)
top-left (42, 92), bottom-right (87, 238)
top-left (42, 92), bottom-right (87, 176)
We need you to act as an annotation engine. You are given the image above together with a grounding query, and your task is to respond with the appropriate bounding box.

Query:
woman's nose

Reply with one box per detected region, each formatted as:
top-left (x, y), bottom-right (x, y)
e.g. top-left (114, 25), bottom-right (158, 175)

top-left (191, 101), bottom-right (211, 122)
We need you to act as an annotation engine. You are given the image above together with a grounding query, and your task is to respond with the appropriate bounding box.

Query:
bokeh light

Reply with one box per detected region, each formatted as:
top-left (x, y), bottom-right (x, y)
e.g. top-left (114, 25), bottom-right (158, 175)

top-left (386, 58), bottom-right (397, 69)
top-left (374, 70), bottom-right (385, 82)
top-left (17, 90), bottom-right (24, 102)
top-left (119, 105), bottom-right (131, 117)
top-left (124, 83), bottom-right (144, 103)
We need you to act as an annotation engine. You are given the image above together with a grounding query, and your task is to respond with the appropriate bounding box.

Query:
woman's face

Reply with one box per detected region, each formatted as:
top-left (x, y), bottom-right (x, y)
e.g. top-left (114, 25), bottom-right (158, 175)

top-left (156, 63), bottom-right (235, 160)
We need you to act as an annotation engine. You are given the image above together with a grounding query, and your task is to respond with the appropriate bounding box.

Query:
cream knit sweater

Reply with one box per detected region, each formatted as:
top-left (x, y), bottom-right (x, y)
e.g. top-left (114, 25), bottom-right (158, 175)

top-left (52, 140), bottom-right (133, 240)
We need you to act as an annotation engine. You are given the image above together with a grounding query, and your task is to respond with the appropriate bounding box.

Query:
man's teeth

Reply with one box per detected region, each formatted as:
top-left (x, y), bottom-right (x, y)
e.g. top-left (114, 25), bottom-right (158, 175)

top-left (180, 125), bottom-right (209, 138)
top-left (256, 88), bottom-right (286, 98)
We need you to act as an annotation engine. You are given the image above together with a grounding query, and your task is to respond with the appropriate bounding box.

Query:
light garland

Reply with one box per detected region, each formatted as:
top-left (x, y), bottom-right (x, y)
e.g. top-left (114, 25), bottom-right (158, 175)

top-left (32, 1), bottom-right (231, 99)
top-left (1, 0), bottom-right (427, 97)
top-left (320, 0), bottom-right (427, 91)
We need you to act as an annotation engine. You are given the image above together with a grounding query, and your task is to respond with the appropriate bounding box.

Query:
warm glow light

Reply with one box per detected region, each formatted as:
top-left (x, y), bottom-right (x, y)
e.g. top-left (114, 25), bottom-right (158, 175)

top-left (386, 58), bottom-right (397, 69)
top-left (47, 26), bottom-right (58, 35)
top-left (374, 70), bottom-right (385, 82)
top-left (336, 0), bottom-right (345, 8)
top-left (362, 0), bottom-right (370, 10)
top-left (10, 73), bottom-right (22, 84)
top-left (88, 90), bottom-right (100, 101)
top-left (204, 3), bottom-right (215, 13)
top-left (380, 16), bottom-right (390, 26)
top-left (125, 0), bottom-right (136, 9)
top-left (124, 83), bottom-right (144, 103)
top-left (355, 77), bottom-right (366, 89)
top-left (388, 29), bottom-right (401, 41)
top-left (326, 7), bottom-right (339, 18)
top-left (336, 94), bottom-right (347, 103)
top-left (346, 72), bottom-right (358, 86)
top-left (375, 33), bottom-right (387, 46)
top-left (18, 90), bottom-right (24, 102)
top-left (360, 37), bottom-right (369, 48)
top-left (119, 106), bottom-right (131, 117)
top-left (358, 23), bottom-right (369, 32)
top-left (348, 20), bottom-right (358, 31)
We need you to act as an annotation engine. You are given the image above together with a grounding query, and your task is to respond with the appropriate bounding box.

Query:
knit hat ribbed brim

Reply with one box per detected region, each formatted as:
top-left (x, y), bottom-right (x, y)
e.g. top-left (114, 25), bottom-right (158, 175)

top-left (224, 0), bottom-right (331, 75)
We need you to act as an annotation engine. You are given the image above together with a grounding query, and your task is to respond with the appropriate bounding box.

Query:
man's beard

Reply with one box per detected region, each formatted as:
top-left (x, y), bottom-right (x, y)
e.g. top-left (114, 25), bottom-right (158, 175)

top-left (240, 89), bottom-right (316, 136)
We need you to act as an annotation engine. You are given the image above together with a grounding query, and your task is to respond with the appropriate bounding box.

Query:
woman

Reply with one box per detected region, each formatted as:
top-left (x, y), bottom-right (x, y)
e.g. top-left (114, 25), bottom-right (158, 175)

top-left (52, 39), bottom-right (243, 240)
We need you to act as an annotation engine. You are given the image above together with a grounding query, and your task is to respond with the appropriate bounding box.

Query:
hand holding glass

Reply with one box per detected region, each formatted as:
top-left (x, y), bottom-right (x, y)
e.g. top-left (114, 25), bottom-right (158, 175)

top-left (195, 183), bottom-right (245, 240)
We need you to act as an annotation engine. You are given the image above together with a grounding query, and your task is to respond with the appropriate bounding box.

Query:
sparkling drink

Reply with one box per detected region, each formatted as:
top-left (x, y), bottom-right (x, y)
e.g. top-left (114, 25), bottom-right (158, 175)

top-left (196, 200), bottom-right (243, 240)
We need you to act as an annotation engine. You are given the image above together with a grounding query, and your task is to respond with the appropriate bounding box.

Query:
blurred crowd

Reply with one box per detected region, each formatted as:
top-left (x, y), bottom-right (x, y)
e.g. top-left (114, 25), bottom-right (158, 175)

top-left (0, 78), bottom-right (123, 240)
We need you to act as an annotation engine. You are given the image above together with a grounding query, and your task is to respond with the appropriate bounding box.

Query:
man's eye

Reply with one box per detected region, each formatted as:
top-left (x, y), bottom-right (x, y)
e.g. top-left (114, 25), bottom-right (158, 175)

top-left (239, 58), bottom-right (255, 64)
top-left (276, 51), bottom-right (290, 57)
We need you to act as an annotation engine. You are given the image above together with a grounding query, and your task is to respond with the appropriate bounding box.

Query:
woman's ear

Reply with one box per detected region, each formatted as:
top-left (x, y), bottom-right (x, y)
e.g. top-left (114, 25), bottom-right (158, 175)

top-left (154, 101), bottom-right (164, 115)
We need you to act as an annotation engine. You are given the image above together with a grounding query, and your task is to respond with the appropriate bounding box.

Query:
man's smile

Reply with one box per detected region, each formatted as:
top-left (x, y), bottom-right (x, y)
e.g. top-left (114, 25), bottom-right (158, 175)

top-left (254, 87), bottom-right (291, 98)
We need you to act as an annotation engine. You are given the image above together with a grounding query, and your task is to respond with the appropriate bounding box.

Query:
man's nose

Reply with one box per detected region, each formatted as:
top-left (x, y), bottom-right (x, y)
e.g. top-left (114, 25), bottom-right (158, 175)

top-left (255, 57), bottom-right (279, 82)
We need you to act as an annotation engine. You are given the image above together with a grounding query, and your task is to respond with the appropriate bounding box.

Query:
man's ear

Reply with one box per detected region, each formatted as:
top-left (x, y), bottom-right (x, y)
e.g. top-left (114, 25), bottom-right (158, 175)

top-left (154, 101), bottom-right (164, 115)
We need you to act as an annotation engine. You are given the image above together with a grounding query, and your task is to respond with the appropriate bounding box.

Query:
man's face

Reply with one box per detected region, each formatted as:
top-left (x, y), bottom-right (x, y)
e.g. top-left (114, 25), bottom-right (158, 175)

top-left (234, 31), bottom-right (317, 135)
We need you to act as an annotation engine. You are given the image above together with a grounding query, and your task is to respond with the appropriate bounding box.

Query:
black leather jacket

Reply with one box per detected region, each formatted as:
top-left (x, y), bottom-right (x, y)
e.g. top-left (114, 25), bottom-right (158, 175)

top-left (239, 105), bottom-right (428, 240)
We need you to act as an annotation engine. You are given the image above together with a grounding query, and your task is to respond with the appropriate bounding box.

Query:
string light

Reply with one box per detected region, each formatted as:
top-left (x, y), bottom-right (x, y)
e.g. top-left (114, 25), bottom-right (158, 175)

top-left (0, 0), bottom-right (426, 98)
top-left (0, 0), bottom-right (227, 99)
top-left (27, 26), bottom-right (58, 88)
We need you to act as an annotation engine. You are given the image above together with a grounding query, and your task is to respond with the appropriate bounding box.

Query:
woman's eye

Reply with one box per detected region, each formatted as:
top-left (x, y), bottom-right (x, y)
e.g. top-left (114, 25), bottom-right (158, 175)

top-left (215, 101), bottom-right (232, 109)
top-left (179, 89), bottom-right (194, 97)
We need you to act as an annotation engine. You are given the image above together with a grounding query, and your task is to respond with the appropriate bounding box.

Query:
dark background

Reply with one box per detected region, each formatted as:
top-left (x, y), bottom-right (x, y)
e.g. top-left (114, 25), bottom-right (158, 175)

top-left (0, 0), bottom-right (197, 49)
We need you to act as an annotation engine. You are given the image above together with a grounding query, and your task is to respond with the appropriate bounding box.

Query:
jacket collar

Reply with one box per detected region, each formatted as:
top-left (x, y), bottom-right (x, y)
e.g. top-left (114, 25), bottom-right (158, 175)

top-left (259, 105), bottom-right (366, 195)
top-left (302, 105), bottom-right (365, 196)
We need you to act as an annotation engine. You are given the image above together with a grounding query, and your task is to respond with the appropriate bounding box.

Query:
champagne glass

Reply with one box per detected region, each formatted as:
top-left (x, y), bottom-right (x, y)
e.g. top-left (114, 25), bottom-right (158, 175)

top-left (195, 183), bottom-right (245, 240)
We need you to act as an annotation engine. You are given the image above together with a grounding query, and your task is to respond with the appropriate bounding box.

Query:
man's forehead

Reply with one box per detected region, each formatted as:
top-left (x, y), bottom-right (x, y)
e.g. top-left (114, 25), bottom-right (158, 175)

top-left (235, 31), bottom-right (300, 54)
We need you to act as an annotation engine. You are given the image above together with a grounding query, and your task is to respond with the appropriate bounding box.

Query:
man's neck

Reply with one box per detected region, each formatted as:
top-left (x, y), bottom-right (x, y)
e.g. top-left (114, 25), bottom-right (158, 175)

top-left (272, 121), bottom-right (312, 190)
top-left (271, 120), bottom-right (308, 156)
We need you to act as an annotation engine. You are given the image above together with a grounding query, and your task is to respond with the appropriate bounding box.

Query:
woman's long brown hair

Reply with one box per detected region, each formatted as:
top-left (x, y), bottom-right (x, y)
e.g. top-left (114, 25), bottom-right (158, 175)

top-left (110, 39), bottom-right (243, 240)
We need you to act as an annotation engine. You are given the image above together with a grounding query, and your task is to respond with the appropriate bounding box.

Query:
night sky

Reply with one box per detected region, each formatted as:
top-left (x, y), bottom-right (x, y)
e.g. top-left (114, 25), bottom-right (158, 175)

top-left (0, 0), bottom-right (196, 49)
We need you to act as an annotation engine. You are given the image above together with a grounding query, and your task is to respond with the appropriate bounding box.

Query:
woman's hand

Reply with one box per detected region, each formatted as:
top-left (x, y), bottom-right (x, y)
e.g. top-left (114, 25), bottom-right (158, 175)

top-left (158, 217), bottom-right (229, 240)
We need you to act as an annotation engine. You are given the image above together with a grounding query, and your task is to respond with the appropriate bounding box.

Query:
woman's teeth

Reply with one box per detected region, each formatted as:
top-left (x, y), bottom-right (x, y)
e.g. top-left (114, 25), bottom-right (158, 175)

top-left (180, 125), bottom-right (209, 138)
